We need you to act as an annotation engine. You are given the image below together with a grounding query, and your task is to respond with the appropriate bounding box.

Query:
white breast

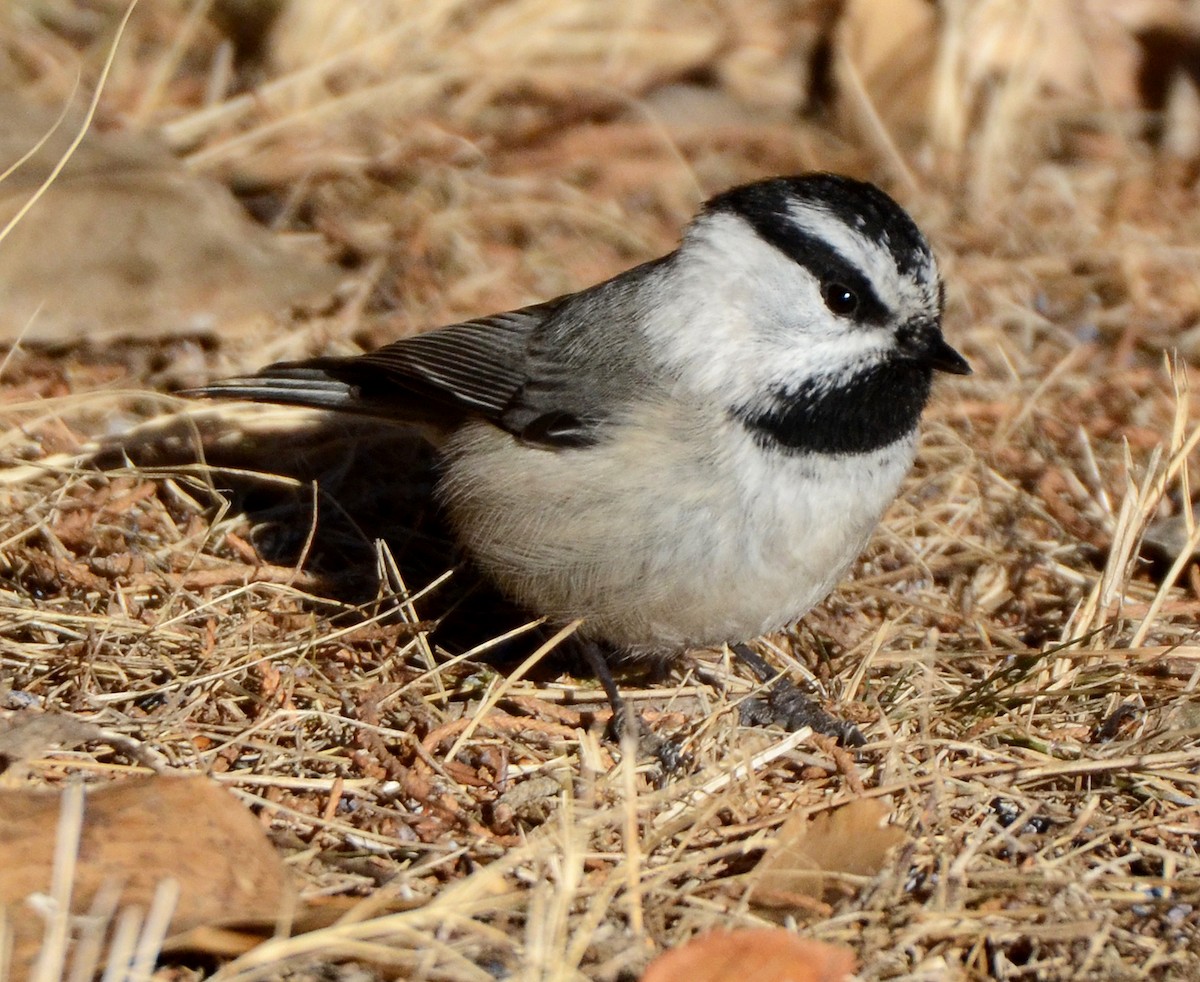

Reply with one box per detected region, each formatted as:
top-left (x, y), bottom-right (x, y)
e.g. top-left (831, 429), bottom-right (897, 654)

top-left (438, 400), bottom-right (915, 659)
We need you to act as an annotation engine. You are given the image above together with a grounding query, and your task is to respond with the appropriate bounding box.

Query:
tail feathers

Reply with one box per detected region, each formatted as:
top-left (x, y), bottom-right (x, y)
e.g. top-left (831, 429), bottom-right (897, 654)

top-left (184, 367), bottom-right (362, 413)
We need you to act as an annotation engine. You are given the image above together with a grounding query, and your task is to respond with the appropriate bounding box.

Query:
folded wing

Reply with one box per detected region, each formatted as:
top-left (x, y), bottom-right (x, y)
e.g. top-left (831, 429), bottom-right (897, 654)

top-left (191, 300), bottom-right (559, 434)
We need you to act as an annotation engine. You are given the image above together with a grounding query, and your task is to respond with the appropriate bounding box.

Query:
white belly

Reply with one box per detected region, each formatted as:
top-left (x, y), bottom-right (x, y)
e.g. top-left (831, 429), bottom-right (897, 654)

top-left (438, 402), bottom-right (915, 657)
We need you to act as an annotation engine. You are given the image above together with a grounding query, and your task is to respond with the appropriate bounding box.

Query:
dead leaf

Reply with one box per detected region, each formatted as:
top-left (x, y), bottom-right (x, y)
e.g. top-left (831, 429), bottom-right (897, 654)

top-left (0, 710), bottom-right (167, 784)
top-left (0, 100), bottom-right (340, 345)
top-left (751, 798), bottom-right (906, 907)
top-left (0, 775), bottom-right (293, 981)
top-left (641, 929), bottom-right (855, 982)
top-left (0, 712), bottom-right (105, 776)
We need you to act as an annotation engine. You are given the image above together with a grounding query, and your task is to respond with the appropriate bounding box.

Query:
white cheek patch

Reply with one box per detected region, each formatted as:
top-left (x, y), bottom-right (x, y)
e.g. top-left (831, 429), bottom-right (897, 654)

top-left (651, 217), bottom-right (812, 396)
top-left (649, 207), bottom-right (937, 408)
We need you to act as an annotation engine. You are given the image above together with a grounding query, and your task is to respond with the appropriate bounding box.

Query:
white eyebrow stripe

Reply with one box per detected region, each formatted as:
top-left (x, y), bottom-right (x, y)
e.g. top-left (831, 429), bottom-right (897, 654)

top-left (785, 201), bottom-right (909, 307)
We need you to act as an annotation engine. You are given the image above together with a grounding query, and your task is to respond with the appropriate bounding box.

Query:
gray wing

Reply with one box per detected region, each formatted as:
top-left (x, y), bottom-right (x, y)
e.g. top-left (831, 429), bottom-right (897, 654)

top-left (192, 300), bottom-right (554, 428)
top-left (191, 255), bottom-right (672, 449)
top-left (336, 301), bottom-right (559, 420)
top-left (191, 297), bottom-right (614, 448)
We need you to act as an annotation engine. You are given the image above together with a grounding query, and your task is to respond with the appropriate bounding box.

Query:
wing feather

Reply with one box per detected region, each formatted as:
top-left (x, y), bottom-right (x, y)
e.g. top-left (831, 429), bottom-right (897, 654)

top-left (353, 306), bottom-right (552, 415)
top-left (190, 300), bottom-right (559, 426)
top-left (190, 253), bottom-right (672, 449)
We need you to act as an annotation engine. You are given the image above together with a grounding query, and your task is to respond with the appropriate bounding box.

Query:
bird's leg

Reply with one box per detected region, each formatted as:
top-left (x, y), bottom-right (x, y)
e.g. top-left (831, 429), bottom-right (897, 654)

top-left (732, 642), bottom-right (865, 747)
top-left (578, 639), bottom-right (690, 774)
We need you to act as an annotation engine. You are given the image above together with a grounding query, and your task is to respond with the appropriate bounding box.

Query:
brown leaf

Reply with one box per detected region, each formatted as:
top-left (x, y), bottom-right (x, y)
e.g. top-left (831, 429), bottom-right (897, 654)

top-left (0, 100), bottom-right (340, 345)
top-left (0, 712), bottom-right (106, 780)
top-left (751, 798), bottom-right (906, 907)
top-left (641, 929), bottom-right (855, 982)
top-left (0, 775), bottom-right (293, 981)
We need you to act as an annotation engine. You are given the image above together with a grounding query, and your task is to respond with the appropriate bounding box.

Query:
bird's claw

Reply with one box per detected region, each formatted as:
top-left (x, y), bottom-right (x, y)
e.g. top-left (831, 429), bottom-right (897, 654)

top-left (739, 678), bottom-right (865, 747)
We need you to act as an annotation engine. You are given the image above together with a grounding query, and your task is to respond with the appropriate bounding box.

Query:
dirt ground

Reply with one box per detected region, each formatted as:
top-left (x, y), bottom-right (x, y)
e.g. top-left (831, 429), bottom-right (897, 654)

top-left (3, 2), bottom-right (1200, 980)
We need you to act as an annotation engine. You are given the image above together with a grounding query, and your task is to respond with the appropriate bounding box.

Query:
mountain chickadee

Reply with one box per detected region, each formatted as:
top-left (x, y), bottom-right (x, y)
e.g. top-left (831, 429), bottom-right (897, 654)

top-left (192, 173), bottom-right (970, 753)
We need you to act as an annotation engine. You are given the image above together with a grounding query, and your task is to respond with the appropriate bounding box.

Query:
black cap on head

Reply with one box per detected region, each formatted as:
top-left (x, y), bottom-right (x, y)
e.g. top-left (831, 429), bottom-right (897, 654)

top-left (704, 173), bottom-right (933, 283)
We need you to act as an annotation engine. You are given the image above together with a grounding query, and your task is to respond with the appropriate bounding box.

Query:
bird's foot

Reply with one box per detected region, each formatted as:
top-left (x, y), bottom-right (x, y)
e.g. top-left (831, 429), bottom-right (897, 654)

top-left (731, 643), bottom-right (865, 747)
top-left (604, 707), bottom-right (692, 775)
top-left (576, 638), bottom-right (692, 775)
top-left (738, 678), bottom-right (864, 747)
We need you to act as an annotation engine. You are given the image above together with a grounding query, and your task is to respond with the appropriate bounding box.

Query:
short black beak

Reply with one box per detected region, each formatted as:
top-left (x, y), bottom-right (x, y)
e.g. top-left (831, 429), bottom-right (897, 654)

top-left (924, 336), bottom-right (972, 375)
top-left (900, 322), bottom-right (972, 375)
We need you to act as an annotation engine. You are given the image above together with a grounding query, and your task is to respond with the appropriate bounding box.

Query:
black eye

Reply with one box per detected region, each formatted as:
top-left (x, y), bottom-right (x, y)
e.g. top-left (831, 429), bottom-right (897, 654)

top-left (821, 281), bottom-right (859, 316)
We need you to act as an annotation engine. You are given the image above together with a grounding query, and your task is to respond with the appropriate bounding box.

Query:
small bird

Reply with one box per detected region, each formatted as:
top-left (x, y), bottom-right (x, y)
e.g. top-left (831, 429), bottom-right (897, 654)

top-left (192, 173), bottom-right (969, 755)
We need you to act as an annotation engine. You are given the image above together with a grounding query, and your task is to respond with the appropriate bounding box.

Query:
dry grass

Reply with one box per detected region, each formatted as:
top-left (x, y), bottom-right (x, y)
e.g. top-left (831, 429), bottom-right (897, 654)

top-left (3, 1), bottom-right (1200, 979)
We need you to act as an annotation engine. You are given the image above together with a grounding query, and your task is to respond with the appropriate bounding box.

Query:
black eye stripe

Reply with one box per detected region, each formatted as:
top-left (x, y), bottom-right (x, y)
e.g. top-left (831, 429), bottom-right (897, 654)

top-left (704, 173), bottom-right (937, 327)
top-left (706, 174), bottom-right (932, 277)
top-left (744, 214), bottom-right (891, 325)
